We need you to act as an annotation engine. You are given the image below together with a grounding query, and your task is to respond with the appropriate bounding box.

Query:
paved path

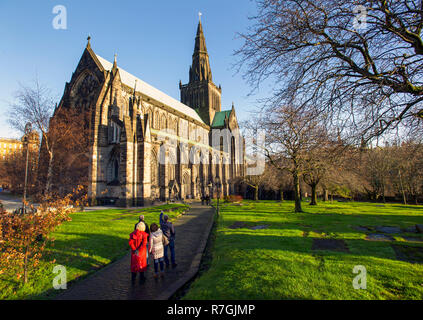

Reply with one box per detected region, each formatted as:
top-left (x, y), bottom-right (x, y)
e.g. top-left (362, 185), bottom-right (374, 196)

top-left (0, 192), bottom-right (32, 212)
top-left (56, 203), bottom-right (215, 300)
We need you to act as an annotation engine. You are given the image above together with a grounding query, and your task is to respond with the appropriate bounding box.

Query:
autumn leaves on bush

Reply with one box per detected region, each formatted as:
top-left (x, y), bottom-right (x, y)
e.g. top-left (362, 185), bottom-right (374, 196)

top-left (0, 185), bottom-right (87, 284)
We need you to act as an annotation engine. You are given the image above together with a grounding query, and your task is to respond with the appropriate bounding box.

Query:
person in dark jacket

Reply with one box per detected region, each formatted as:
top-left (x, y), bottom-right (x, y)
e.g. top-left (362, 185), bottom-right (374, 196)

top-left (135, 215), bottom-right (150, 235)
top-left (159, 210), bottom-right (177, 268)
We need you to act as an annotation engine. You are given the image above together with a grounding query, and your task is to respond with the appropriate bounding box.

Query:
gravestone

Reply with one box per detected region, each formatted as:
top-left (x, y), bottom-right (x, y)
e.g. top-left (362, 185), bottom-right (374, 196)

top-left (312, 238), bottom-right (349, 252)
top-left (366, 234), bottom-right (394, 241)
top-left (375, 226), bottom-right (401, 234)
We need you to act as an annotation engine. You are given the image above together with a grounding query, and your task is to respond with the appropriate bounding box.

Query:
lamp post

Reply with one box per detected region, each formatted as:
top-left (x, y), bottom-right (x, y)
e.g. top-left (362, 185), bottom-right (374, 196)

top-left (22, 122), bottom-right (32, 214)
top-left (207, 181), bottom-right (213, 206)
top-left (215, 176), bottom-right (222, 215)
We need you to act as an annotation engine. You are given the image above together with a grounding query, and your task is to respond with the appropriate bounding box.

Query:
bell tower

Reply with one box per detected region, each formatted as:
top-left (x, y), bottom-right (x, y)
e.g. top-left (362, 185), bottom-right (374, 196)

top-left (180, 15), bottom-right (221, 126)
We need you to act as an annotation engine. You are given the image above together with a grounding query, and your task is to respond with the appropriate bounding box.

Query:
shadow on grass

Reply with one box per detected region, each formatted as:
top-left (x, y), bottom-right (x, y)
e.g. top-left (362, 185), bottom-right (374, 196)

top-left (216, 230), bottom-right (423, 264)
top-left (16, 233), bottom-right (130, 300)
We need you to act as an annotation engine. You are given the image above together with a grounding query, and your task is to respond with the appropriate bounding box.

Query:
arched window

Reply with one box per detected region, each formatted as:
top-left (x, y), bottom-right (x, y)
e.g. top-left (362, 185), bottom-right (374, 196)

top-left (107, 157), bottom-right (119, 183)
top-left (151, 151), bottom-right (159, 186)
top-left (231, 136), bottom-right (236, 178)
top-left (161, 114), bottom-right (167, 130)
top-left (147, 110), bottom-right (152, 127)
top-left (154, 111), bottom-right (159, 129)
top-left (113, 159), bottom-right (119, 180)
top-left (110, 121), bottom-right (121, 143)
top-left (174, 119), bottom-right (178, 134)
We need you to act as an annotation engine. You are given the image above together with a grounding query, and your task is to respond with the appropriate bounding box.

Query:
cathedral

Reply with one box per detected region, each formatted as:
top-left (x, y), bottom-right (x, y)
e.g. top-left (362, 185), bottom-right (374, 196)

top-left (55, 19), bottom-right (245, 206)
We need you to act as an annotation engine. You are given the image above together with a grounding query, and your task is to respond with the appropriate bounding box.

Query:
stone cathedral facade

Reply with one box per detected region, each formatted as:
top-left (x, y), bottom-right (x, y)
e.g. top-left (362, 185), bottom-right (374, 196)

top-left (55, 20), bottom-right (245, 206)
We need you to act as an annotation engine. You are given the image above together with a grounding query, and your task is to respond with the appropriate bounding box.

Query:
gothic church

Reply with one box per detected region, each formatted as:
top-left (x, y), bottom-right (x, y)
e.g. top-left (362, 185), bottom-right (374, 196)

top-left (56, 20), bottom-right (245, 206)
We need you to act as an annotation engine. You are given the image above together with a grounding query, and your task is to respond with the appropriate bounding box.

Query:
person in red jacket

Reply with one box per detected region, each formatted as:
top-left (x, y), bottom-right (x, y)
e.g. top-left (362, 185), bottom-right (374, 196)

top-left (129, 222), bottom-right (148, 284)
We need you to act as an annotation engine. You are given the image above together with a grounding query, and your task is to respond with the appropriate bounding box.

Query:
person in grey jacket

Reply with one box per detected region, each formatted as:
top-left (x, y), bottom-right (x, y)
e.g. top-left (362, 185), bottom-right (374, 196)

top-left (160, 210), bottom-right (177, 268)
top-left (149, 223), bottom-right (165, 278)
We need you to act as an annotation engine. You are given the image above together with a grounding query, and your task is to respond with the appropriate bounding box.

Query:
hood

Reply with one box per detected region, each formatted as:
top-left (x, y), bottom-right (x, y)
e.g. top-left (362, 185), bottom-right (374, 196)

top-left (151, 229), bottom-right (162, 238)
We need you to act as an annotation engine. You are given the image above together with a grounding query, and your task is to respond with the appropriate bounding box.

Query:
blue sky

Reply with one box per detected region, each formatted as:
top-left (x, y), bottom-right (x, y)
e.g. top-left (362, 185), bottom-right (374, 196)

top-left (0, 0), bottom-right (272, 138)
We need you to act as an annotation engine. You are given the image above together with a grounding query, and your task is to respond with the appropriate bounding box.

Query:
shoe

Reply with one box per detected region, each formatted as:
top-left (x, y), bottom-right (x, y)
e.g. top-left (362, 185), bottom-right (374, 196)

top-left (139, 273), bottom-right (146, 284)
top-left (131, 273), bottom-right (137, 285)
top-left (153, 273), bottom-right (159, 279)
top-left (172, 263), bottom-right (178, 269)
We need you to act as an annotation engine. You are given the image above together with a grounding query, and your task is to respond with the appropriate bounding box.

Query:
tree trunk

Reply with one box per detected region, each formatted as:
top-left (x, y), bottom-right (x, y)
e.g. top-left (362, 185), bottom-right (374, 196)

top-left (254, 186), bottom-right (259, 201)
top-left (23, 247), bottom-right (28, 284)
top-left (398, 170), bottom-right (407, 205)
top-left (310, 184), bottom-right (318, 205)
top-left (382, 184), bottom-right (386, 203)
top-left (44, 150), bottom-right (54, 195)
top-left (323, 188), bottom-right (328, 202)
top-left (280, 189), bottom-right (284, 202)
top-left (293, 172), bottom-right (302, 212)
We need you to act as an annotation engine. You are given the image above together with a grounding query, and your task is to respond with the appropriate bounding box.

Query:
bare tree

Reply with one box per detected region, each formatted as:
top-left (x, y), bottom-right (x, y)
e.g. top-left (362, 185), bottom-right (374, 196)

top-left (8, 80), bottom-right (56, 195)
top-left (263, 164), bottom-right (292, 201)
top-left (390, 140), bottom-right (423, 204)
top-left (302, 134), bottom-right (343, 205)
top-left (250, 105), bottom-right (330, 212)
top-left (243, 170), bottom-right (267, 201)
top-left (8, 80), bottom-right (89, 196)
top-left (236, 0), bottom-right (423, 141)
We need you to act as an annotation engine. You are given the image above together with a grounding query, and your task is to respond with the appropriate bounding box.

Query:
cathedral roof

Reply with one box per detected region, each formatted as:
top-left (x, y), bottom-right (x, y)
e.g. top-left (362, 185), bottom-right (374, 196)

top-left (95, 54), bottom-right (205, 125)
top-left (211, 110), bottom-right (232, 128)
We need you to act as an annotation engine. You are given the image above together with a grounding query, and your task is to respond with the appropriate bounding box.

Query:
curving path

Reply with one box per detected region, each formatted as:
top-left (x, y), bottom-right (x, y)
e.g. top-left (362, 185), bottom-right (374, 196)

top-left (55, 203), bottom-right (215, 300)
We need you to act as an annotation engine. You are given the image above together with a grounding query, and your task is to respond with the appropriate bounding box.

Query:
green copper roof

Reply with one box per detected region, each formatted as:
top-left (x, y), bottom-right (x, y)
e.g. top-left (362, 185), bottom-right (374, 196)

top-left (211, 110), bottom-right (231, 128)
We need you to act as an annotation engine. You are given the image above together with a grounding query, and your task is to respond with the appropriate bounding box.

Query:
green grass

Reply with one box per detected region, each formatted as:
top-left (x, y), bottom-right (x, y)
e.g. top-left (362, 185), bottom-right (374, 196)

top-left (183, 200), bottom-right (423, 300)
top-left (0, 203), bottom-right (189, 300)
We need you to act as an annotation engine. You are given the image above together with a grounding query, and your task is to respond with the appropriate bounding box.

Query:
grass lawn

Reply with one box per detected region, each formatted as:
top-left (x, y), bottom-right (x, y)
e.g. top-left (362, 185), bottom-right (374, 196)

top-left (0, 203), bottom-right (189, 300)
top-left (183, 200), bottom-right (423, 300)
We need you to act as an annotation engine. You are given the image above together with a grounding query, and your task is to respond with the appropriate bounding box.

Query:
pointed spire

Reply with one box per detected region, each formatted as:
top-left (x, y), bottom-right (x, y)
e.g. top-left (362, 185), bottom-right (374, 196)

top-left (195, 19), bottom-right (207, 54)
top-left (86, 35), bottom-right (91, 49)
top-left (191, 16), bottom-right (212, 82)
top-left (113, 53), bottom-right (117, 69)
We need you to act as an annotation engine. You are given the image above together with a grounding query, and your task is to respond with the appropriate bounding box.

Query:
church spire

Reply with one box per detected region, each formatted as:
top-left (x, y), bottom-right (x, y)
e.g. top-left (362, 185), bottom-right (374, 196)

top-left (190, 15), bottom-right (212, 82)
top-left (180, 15), bottom-right (221, 126)
top-left (195, 17), bottom-right (207, 54)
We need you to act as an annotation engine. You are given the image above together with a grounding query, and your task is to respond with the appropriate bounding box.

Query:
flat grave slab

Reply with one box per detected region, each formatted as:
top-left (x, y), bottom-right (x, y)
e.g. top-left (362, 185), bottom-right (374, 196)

top-left (366, 234), bottom-right (395, 241)
top-left (403, 237), bottom-right (423, 243)
top-left (312, 238), bottom-right (349, 252)
top-left (249, 225), bottom-right (269, 230)
top-left (375, 226), bottom-right (402, 234)
top-left (403, 226), bottom-right (418, 233)
top-left (392, 244), bottom-right (423, 264)
top-left (228, 221), bottom-right (248, 229)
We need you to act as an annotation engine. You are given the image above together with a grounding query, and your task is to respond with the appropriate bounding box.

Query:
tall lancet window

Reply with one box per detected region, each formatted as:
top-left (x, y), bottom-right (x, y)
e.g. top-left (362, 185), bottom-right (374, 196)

top-left (107, 157), bottom-right (120, 184)
top-left (110, 121), bottom-right (121, 144)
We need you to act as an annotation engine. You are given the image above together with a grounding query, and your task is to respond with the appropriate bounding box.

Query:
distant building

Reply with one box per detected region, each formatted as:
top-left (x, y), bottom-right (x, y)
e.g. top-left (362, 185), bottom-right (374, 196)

top-left (0, 131), bottom-right (39, 189)
top-left (0, 137), bottom-right (23, 163)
